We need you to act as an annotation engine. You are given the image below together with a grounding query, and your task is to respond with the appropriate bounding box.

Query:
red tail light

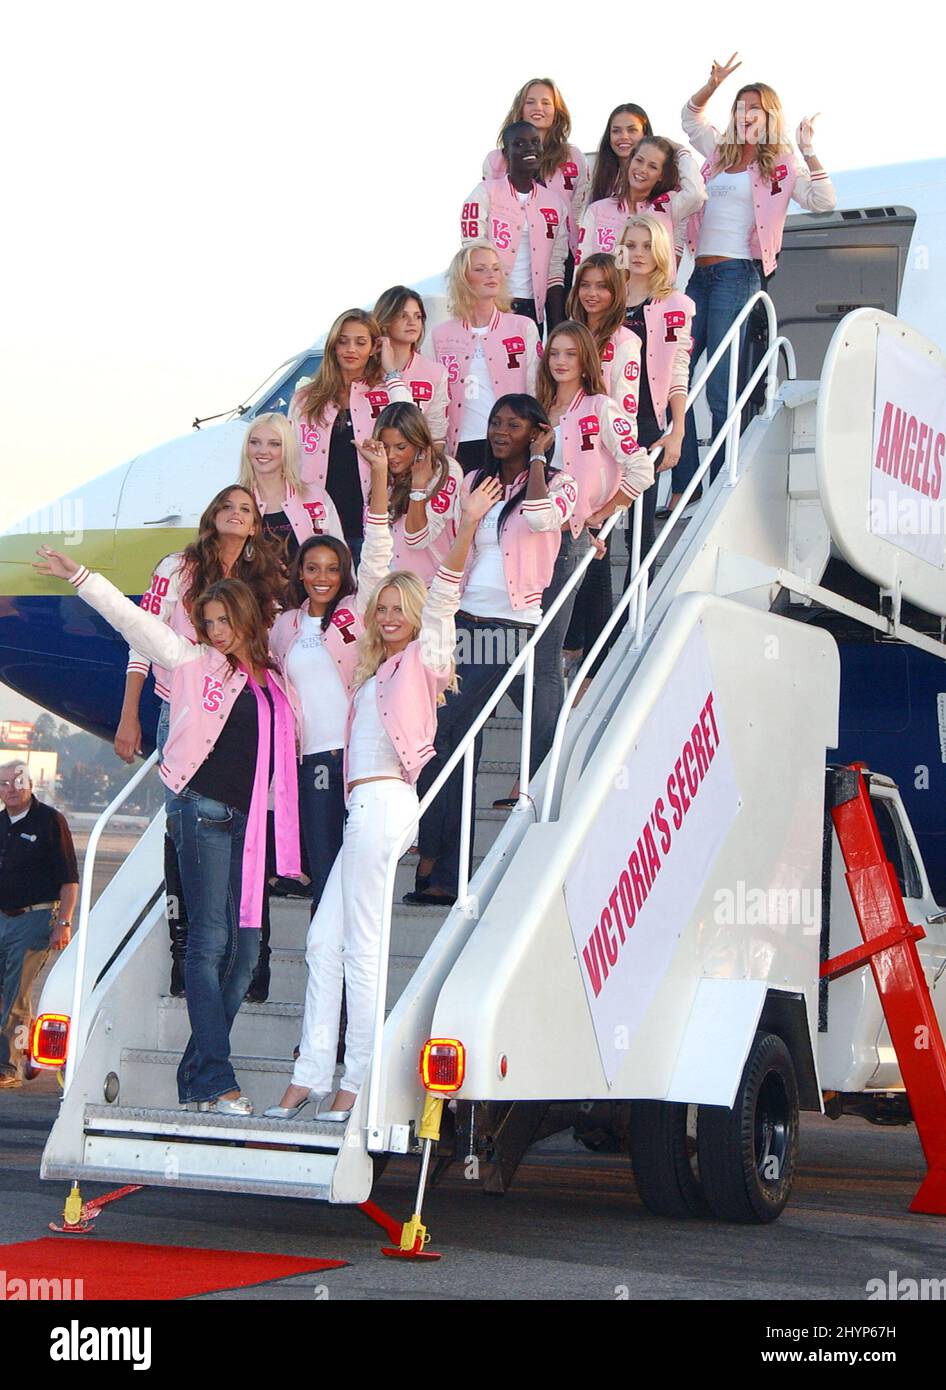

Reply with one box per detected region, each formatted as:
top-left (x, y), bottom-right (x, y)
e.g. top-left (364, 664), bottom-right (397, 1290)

top-left (31, 1014), bottom-right (69, 1068)
top-left (419, 1038), bottom-right (466, 1092)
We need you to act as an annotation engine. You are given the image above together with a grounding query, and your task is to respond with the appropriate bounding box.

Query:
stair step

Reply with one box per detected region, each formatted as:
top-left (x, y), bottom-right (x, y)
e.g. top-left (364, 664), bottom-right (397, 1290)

top-left (120, 1049), bottom-right (333, 1113)
top-left (84, 1102), bottom-right (347, 1145)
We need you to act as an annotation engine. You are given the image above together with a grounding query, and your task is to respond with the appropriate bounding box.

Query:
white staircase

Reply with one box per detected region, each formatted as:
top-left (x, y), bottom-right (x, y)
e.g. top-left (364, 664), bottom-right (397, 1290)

top-left (43, 300), bottom-right (944, 1210)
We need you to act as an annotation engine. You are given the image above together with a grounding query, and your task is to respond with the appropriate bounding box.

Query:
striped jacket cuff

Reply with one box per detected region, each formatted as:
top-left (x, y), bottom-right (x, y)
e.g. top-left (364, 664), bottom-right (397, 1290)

top-left (365, 512), bottom-right (389, 526)
top-left (69, 565), bottom-right (91, 588)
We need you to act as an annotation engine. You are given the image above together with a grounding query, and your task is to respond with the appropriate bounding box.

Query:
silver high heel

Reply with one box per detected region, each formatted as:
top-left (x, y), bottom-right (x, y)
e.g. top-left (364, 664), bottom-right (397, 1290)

top-left (317, 1096), bottom-right (354, 1123)
top-left (263, 1092), bottom-right (322, 1120)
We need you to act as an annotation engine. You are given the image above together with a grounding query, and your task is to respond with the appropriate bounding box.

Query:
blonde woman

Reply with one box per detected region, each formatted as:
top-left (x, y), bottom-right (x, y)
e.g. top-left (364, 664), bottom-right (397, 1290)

top-left (673, 53), bottom-right (835, 503)
top-left (266, 469), bottom-right (500, 1122)
top-left (618, 214), bottom-right (694, 563)
top-left (368, 401), bottom-right (463, 585)
top-left (482, 77), bottom-right (590, 261)
top-left (289, 309), bottom-right (410, 564)
top-left (239, 412), bottom-right (342, 563)
top-left (371, 286), bottom-right (448, 444)
top-left (432, 242), bottom-right (540, 471)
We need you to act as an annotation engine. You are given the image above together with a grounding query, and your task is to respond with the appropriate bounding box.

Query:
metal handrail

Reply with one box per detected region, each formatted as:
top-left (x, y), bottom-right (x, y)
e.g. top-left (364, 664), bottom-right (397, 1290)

top-left (540, 331), bottom-right (797, 823)
top-left (365, 505), bottom-right (627, 1146)
top-left (63, 750), bottom-right (160, 1093)
top-left (365, 291), bottom-right (789, 1146)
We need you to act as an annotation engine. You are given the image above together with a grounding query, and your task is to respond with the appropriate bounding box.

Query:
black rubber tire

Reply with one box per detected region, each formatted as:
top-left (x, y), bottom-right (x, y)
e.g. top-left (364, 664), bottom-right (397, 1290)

top-left (629, 1100), bottom-right (705, 1218)
top-left (697, 1031), bottom-right (799, 1224)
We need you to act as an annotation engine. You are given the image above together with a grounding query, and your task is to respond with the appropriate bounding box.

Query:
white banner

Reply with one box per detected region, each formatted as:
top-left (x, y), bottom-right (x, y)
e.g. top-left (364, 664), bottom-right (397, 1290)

top-left (870, 333), bottom-right (946, 569)
top-left (564, 626), bottom-right (741, 1086)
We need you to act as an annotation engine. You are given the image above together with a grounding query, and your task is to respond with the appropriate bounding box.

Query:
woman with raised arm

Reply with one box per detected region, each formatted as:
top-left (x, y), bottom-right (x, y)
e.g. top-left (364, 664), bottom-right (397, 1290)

top-left (408, 394), bottom-right (578, 904)
top-left (366, 402), bottom-right (463, 585)
top-left (671, 53), bottom-right (835, 508)
top-left (35, 549), bottom-right (301, 1118)
top-left (114, 486), bottom-right (286, 997)
top-left (239, 412), bottom-right (341, 564)
top-left (619, 214), bottom-right (695, 565)
top-left (577, 135), bottom-right (705, 269)
top-left (432, 242), bottom-right (541, 473)
top-left (265, 475), bottom-right (499, 1123)
top-left (289, 309), bottom-right (410, 564)
top-left (461, 121), bottom-right (569, 331)
top-left (371, 286), bottom-right (449, 445)
top-left (269, 447), bottom-right (394, 912)
top-left (481, 77), bottom-right (590, 269)
top-left (561, 254), bottom-right (644, 681)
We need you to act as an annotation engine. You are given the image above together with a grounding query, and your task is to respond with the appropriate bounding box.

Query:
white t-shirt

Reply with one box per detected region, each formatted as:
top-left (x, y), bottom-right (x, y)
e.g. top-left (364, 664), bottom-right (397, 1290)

top-left (459, 325), bottom-right (495, 444)
top-left (461, 496), bottom-right (541, 625)
top-left (697, 170), bottom-right (755, 260)
top-left (286, 614), bottom-right (350, 755)
top-left (506, 190), bottom-right (534, 297)
top-left (348, 677), bottom-right (403, 782)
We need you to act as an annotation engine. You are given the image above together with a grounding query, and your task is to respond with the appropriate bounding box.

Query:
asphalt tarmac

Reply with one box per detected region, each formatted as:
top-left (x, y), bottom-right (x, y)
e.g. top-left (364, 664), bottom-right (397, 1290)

top-left (1, 1077), bottom-right (941, 1302)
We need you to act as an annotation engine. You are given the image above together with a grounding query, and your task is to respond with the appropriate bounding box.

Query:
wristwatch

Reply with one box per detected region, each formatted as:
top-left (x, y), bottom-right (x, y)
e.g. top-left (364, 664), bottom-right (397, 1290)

top-left (409, 489), bottom-right (429, 502)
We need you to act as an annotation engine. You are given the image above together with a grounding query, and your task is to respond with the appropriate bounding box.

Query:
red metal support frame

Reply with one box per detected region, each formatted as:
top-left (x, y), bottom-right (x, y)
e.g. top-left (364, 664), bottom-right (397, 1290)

top-left (824, 766), bottom-right (946, 1215)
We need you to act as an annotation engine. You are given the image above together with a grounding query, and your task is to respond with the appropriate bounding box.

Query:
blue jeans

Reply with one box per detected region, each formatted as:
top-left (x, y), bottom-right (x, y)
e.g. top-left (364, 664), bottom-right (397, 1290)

top-left (165, 789), bottom-right (257, 1102)
top-left (298, 750), bottom-right (345, 910)
top-left (510, 530), bottom-right (580, 776)
top-left (674, 259), bottom-right (761, 493)
top-left (0, 907), bottom-right (52, 1078)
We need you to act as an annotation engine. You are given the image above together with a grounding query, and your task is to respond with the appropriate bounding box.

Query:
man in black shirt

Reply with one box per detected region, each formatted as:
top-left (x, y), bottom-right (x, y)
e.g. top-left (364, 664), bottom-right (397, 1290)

top-left (0, 760), bottom-right (78, 1087)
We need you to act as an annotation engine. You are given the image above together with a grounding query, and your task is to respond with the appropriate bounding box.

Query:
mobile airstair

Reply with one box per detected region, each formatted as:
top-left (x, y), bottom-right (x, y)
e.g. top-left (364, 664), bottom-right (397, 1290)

top-left (35, 303), bottom-right (946, 1230)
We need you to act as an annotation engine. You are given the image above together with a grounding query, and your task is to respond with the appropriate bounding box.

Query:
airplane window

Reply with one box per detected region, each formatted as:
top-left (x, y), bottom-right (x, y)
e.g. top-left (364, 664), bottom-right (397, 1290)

top-left (253, 353), bottom-right (324, 418)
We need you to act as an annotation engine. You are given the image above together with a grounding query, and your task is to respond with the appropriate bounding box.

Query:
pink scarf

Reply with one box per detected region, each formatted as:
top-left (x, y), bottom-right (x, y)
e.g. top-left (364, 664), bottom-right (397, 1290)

top-left (239, 671), bottom-right (301, 929)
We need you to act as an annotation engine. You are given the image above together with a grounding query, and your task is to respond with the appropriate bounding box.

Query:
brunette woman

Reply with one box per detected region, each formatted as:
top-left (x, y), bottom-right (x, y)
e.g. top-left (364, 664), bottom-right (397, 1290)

top-left (266, 473), bottom-right (498, 1122)
top-left (371, 286), bottom-right (449, 444)
top-left (239, 412), bottom-right (341, 564)
top-left (269, 455), bottom-right (396, 912)
top-left (529, 322), bottom-right (652, 763)
top-left (432, 242), bottom-right (540, 472)
top-left (369, 402), bottom-right (463, 585)
top-left (578, 135), bottom-right (705, 268)
top-left (482, 77), bottom-right (590, 266)
top-left (672, 54), bottom-right (835, 507)
top-left (290, 309), bottom-right (410, 563)
top-left (409, 394), bottom-right (578, 903)
top-left (36, 550), bottom-right (301, 1117)
top-left (588, 103), bottom-right (653, 208)
top-left (561, 255), bottom-right (644, 679)
top-left (114, 486), bottom-right (285, 996)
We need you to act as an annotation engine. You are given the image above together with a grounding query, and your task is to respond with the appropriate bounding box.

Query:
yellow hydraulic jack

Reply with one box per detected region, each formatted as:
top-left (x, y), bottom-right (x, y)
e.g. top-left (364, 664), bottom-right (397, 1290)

top-left (49, 1179), bottom-right (143, 1234)
top-left (359, 1093), bottom-right (444, 1260)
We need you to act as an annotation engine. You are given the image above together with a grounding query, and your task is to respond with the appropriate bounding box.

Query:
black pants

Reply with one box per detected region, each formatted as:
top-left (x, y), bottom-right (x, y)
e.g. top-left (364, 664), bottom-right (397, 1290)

top-left (510, 298), bottom-right (539, 326)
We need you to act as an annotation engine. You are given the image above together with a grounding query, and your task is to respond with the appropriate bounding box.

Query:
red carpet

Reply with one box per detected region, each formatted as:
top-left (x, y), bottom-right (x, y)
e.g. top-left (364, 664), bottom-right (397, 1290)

top-left (0, 1238), bottom-right (346, 1299)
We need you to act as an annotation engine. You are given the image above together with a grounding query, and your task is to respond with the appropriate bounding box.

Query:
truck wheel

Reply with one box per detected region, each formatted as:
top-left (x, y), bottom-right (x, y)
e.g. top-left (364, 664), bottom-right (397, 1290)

top-left (697, 1031), bottom-right (799, 1224)
top-left (629, 1101), bottom-right (705, 1218)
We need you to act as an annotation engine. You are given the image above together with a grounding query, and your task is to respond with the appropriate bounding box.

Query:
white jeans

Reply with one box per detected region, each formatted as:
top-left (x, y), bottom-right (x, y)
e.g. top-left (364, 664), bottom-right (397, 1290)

top-left (293, 779), bottom-right (418, 1096)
